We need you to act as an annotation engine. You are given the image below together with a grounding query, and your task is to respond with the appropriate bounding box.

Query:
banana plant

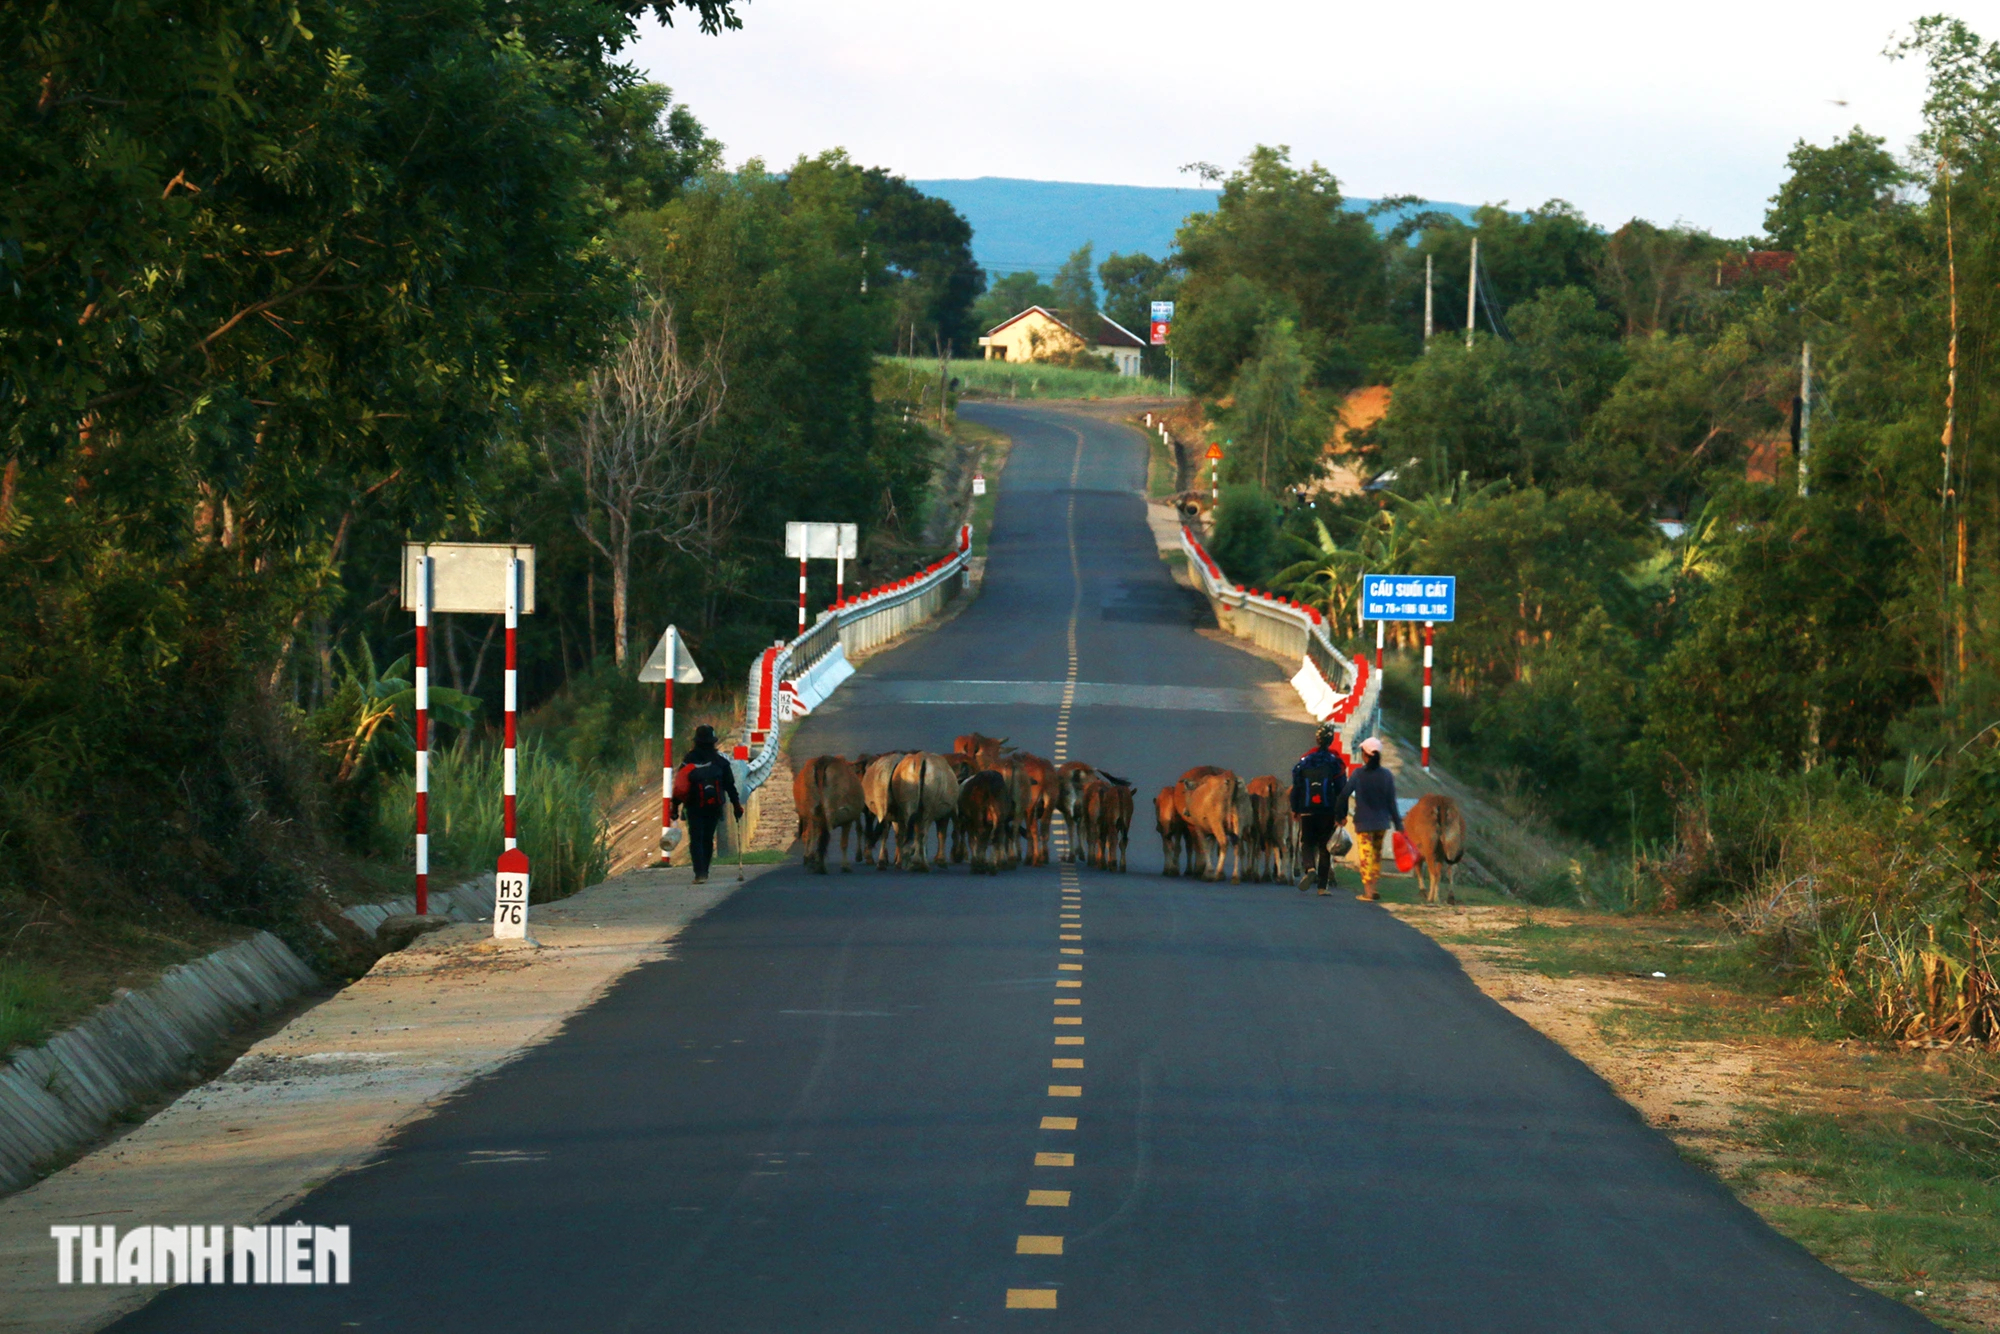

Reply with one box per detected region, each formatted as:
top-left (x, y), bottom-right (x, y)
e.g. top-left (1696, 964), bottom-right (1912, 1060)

top-left (318, 642), bottom-right (478, 783)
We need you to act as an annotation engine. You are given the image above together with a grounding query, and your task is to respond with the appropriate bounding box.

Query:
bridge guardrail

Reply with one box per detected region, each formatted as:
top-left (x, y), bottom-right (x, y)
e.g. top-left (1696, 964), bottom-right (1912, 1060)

top-left (736, 524), bottom-right (974, 794)
top-left (1179, 523), bottom-right (1381, 757)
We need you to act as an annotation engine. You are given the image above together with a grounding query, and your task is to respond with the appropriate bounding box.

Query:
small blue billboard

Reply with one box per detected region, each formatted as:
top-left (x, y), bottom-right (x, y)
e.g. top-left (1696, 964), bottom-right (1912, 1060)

top-left (1362, 574), bottom-right (1455, 623)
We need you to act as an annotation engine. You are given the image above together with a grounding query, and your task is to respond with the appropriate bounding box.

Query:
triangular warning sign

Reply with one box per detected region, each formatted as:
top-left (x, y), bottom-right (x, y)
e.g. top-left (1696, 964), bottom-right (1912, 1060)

top-left (638, 625), bottom-right (704, 684)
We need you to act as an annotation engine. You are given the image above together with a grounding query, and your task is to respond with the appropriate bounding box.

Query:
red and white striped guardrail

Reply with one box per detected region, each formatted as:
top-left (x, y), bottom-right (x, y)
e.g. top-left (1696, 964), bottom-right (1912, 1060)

top-left (735, 524), bottom-right (974, 794)
top-left (1180, 523), bottom-right (1380, 759)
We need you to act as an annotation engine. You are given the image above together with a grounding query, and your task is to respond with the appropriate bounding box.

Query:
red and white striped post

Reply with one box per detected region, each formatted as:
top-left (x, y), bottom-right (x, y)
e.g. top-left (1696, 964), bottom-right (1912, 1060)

top-left (660, 632), bottom-right (676, 861)
top-left (503, 557), bottom-right (520, 851)
top-left (835, 550), bottom-right (845, 607)
top-left (1421, 621), bottom-right (1434, 772)
top-left (797, 558), bottom-right (809, 633)
top-left (413, 555), bottom-right (432, 915)
top-left (1375, 618), bottom-right (1384, 672)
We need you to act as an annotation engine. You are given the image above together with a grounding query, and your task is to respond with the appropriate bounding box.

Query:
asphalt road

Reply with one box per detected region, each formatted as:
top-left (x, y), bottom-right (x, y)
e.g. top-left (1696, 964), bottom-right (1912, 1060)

top-left (110, 402), bottom-right (1933, 1332)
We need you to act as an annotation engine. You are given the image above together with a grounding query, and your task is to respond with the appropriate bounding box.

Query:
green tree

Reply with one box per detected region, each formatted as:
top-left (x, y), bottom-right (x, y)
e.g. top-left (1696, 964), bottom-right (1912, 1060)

top-left (1171, 146), bottom-right (1383, 390)
top-left (1050, 243), bottom-right (1101, 340)
top-left (1228, 319), bottom-right (1328, 490)
top-left (1764, 127), bottom-right (1908, 251)
top-left (971, 271), bottom-right (1057, 335)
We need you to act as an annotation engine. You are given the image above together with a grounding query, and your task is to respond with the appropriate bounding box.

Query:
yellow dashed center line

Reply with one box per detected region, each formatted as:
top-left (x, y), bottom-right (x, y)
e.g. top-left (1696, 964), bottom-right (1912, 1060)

top-left (1016, 1235), bottom-right (1064, 1255)
top-left (1041, 1115), bottom-right (1076, 1130)
top-left (1035, 1152), bottom-right (1074, 1167)
top-left (1054, 1036), bottom-right (1084, 1046)
top-left (1008, 1289), bottom-right (1058, 1309)
top-left (1026, 1190), bottom-right (1071, 1207)
top-left (1052, 1058), bottom-right (1083, 1069)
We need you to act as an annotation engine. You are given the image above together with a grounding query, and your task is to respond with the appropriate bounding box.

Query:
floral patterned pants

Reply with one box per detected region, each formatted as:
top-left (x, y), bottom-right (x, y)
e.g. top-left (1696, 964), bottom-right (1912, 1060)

top-left (1355, 829), bottom-right (1386, 893)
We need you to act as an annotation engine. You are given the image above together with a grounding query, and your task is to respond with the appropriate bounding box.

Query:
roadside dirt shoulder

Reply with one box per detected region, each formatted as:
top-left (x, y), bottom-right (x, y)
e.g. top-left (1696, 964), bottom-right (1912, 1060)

top-left (1390, 902), bottom-right (1998, 1332)
top-left (0, 862), bottom-right (774, 1334)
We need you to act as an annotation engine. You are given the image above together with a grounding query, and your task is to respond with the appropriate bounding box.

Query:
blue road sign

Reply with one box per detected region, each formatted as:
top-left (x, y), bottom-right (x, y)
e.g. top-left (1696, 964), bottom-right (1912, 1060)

top-left (1363, 573), bottom-right (1455, 622)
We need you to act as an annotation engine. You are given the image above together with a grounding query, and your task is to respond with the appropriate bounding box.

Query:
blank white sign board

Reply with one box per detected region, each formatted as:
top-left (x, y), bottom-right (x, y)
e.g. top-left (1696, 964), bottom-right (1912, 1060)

top-left (401, 543), bottom-right (536, 614)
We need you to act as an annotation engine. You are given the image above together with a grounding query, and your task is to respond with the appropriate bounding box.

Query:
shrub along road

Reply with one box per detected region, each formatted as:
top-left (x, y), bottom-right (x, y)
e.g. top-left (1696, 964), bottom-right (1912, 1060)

top-left (108, 403), bottom-right (1934, 1331)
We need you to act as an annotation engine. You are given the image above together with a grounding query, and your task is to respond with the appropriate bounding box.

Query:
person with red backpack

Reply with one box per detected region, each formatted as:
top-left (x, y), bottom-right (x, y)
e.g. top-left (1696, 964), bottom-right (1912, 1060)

top-left (1289, 723), bottom-right (1349, 896)
top-left (671, 724), bottom-right (743, 885)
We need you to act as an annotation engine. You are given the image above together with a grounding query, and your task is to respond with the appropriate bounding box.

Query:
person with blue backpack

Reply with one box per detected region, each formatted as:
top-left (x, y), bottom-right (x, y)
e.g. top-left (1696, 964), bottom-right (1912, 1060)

top-left (1290, 723), bottom-right (1350, 896)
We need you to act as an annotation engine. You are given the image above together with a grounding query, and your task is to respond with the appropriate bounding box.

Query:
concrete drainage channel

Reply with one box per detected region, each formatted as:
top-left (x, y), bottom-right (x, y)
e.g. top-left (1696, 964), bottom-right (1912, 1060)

top-left (0, 881), bottom-right (489, 1196)
top-left (0, 524), bottom-right (983, 1205)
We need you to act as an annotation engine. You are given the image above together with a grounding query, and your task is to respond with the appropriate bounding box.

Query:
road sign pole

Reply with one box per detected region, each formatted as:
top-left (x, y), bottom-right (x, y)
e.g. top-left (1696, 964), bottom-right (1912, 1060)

top-left (661, 633), bottom-right (675, 861)
top-left (836, 552), bottom-right (844, 607)
top-left (1375, 618), bottom-right (1384, 672)
top-left (797, 558), bottom-right (808, 633)
top-left (503, 558), bottom-right (519, 852)
top-left (413, 557), bottom-right (431, 915)
top-left (1422, 622), bottom-right (1434, 773)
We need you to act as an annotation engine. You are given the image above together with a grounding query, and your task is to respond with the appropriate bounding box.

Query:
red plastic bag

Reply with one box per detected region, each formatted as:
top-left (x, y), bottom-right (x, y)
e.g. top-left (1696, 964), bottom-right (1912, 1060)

top-left (1392, 830), bottom-right (1417, 874)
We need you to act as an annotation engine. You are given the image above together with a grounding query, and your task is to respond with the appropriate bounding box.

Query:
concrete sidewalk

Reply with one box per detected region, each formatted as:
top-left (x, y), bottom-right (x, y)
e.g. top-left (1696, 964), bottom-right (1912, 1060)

top-left (0, 862), bottom-right (771, 1333)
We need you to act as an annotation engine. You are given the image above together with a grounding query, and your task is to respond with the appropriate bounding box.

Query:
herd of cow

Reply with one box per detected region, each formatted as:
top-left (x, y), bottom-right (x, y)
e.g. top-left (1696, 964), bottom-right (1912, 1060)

top-left (792, 732), bottom-right (1418, 887)
top-left (792, 733), bottom-right (1132, 875)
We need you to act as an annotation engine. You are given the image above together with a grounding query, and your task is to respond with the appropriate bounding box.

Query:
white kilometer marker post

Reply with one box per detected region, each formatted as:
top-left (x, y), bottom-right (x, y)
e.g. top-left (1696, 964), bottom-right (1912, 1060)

top-left (494, 847), bottom-right (530, 940)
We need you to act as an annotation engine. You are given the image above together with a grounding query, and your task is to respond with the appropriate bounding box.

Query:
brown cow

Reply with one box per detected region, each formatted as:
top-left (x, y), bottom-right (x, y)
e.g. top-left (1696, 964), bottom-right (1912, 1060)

top-left (1242, 776), bottom-right (1288, 883)
top-left (1404, 793), bottom-right (1467, 903)
top-left (1155, 786), bottom-right (1189, 875)
top-left (891, 752), bottom-right (959, 869)
top-left (1107, 782), bottom-right (1133, 870)
top-left (1010, 752), bottom-right (1059, 865)
top-left (957, 770), bottom-right (1014, 874)
top-left (793, 755), bottom-right (866, 873)
top-left (1179, 767), bottom-right (1245, 882)
top-left (1078, 778), bottom-right (1131, 870)
top-left (953, 733), bottom-right (1008, 770)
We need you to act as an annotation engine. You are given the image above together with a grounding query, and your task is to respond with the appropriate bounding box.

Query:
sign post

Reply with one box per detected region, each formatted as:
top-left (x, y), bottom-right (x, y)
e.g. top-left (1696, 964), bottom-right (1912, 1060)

top-left (639, 626), bottom-right (705, 865)
top-left (784, 522), bottom-right (859, 623)
top-left (413, 556), bottom-right (432, 915)
top-left (401, 542), bottom-right (537, 909)
top-left (1361, 574), bottom-right (1457, 773)
top-left (1205, 442), bottom-right (1223, 505)
top-left (493, 847), bottom-right (530, 940)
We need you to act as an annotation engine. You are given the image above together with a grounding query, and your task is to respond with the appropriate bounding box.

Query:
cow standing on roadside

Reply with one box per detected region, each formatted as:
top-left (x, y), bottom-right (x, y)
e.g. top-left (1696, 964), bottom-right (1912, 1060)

top-left (1404, 793), bottom-right (1467, 903)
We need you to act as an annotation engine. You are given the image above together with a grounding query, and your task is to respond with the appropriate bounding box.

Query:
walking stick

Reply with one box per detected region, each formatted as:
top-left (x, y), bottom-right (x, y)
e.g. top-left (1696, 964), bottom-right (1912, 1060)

top-left (734, 803), bottom-right (746, 881)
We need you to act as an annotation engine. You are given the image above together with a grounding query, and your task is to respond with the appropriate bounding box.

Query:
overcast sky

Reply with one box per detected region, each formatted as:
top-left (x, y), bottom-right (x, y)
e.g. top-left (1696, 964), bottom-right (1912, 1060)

top-left (629, 1), bottom-right (1955, 238)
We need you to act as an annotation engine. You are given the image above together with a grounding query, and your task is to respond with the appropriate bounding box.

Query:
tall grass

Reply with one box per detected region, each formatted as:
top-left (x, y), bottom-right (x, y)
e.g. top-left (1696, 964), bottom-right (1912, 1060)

top-left (375, 741), bottom-right (607, 902)
top-left (885, 356), bottom-right (1178, 401)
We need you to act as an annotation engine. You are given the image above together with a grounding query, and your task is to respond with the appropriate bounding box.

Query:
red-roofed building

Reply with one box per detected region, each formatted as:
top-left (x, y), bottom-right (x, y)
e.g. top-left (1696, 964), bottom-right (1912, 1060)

top-left (977, 306), bottom-right (1148, 376)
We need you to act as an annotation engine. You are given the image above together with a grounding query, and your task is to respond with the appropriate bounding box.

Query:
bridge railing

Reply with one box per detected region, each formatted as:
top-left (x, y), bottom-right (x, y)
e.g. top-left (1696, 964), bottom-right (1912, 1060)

top-left (737, 524), bottom-right (973, 795)
top-left (1180, 523), bottom-right (1381, 757)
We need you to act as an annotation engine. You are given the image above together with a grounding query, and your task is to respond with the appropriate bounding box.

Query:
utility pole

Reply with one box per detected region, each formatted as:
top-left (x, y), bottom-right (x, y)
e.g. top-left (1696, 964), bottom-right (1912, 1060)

top-left (1424, 253), bottom-right (1434, 350)
top-left (1465, 238), bottom-right (1478, 350)
top-left (1797, 342), bottom-right (1812, 498)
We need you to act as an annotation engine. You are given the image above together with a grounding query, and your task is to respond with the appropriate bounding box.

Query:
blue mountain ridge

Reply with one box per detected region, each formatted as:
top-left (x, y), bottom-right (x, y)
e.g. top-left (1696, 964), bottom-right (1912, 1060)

top-left (909, 177), bottom-right (1480, 280)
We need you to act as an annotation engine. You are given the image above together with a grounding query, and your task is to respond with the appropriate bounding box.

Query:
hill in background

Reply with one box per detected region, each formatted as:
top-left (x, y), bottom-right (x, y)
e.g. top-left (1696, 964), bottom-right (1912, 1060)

top-left (910, 177), bottom-right (1479, 280)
